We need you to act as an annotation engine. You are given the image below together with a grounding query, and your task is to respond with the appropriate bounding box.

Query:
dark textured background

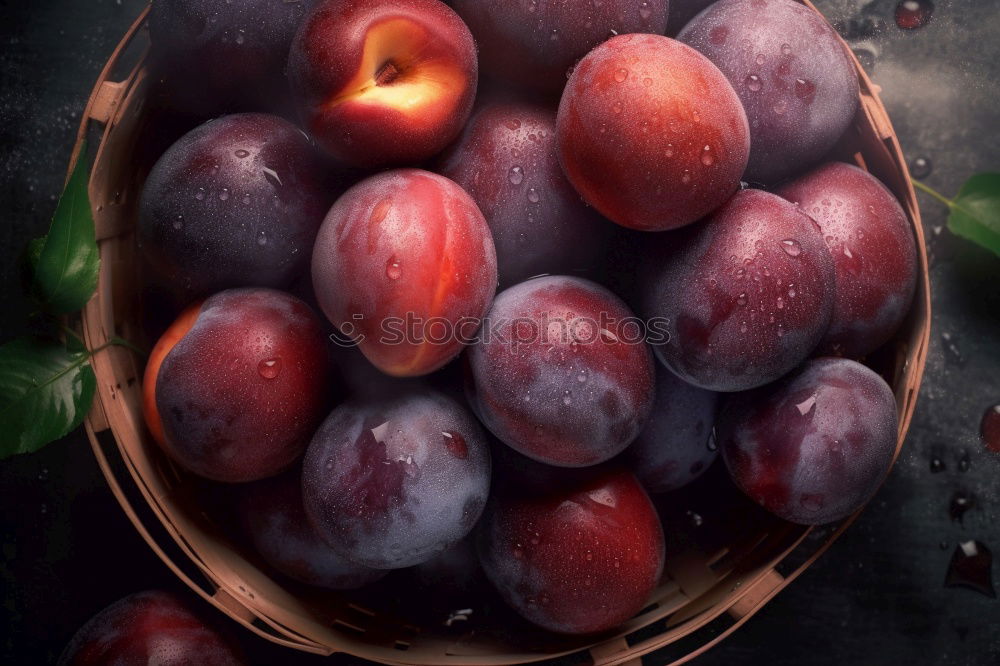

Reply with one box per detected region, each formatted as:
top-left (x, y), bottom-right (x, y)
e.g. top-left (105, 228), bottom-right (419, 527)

top-left (1, 0), bottom-right (998, 664)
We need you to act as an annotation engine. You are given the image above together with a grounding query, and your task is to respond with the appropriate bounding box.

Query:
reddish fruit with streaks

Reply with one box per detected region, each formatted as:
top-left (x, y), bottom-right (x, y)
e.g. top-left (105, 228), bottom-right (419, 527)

top-left (478, 467), bottom-right (664, 634)
top-left (718, 357), bottom-right (898, 524)
top-left (640, 189), bottom-right (835, 392)
top-left (557, 34), bottom-right (750, 231)
top-left (777, 162), bottom-right (917, 358)
top-left (58, 590), bottom-right (243, 665)
top-left (143, 288), bottom-right (331, 482)
top-left (466, 276), bottom-right (655, 467)
top-left (311, 169), bottom-right (497, 377)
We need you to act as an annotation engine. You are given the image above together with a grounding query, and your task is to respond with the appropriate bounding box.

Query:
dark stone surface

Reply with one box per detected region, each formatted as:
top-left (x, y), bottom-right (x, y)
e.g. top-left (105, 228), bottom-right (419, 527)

top-left (0, 1), bottom-right (997, 664)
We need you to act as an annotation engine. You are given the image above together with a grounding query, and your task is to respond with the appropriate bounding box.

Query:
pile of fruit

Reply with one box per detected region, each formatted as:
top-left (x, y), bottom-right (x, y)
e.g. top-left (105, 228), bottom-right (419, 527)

top-left (136, 0), bottom-right (918, 637)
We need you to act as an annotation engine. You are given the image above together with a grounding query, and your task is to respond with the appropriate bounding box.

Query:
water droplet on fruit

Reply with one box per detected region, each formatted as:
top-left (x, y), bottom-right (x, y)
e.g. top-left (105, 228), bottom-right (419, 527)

top-left (256, 232), bottom-right (267, 246)
top-left (780, 43), bottom-right (792, 55)
top-left (612, 101), bottom-right (623, 114)
top-left (643, 77), bottom-right (654, 87)
top-left (235, 30), bottom-right (245, 45)
top-left (638, 1), bottom-right (653, 20)
top-left (242, 193), bottom-right (251, 205)
top-left (235, 149), bottom-right (250, 158)
top-left (508, 166), bottom-right (524, 185)
top-left (218, 188), bottom-right (230, 201)
top-left (755, 53), bottom-right (765, 65)
top-left (701, 145), bottom-right (715, 166)
top-left (740, 321), bottom-right (748, 333)
top-left (386, 257), bottom-right (402, 280)
top-left (776, 297), bottom-right (784, 310)
top-left (910, 156), bottom-right (933, 178)
top-left (781, 239), bottom-right (802, 256)
top-left (681, 170), bottom-right (692, 185)
top-left (665, 144), bottom-right (675, 158)
top-left (527, 188), bottom-right (540, 203)
top-left (258, 358), bottom-right (282, 379)
top-left (709, 25), bottom-right (728, 44)
top-left (745, 74), bottom-right (763, 91)
top-left (550, 29), bottom-right (559, 41)
top-left (737, 292), bottom-right (748, 306)
top-left (562, 392), bottom-right (572, 406)
top-left (794, 78), bottom-right (816, 100)
top-left (504, 118), bottom-right (521, 131)
top-left (930, 456), bottom-right (946, 473)
top-left (981, 404), bottom-right (1000, 453)
top-left (773, 99), bottom-right (788, 115)
top-left (195, 188), bottom-right (205, 201)
top-left (788, 285), bottom-right (797, 299)
top-left (614, 67), bottom-right (629, 83)
top-left (945, 540), bottom-right (995, 598)
top-left (172, 215), bottom-right (184, 230)
top-left (577, 372), bottom-right (587, 383)
top-left (895, 0), bottom-right (934, 30)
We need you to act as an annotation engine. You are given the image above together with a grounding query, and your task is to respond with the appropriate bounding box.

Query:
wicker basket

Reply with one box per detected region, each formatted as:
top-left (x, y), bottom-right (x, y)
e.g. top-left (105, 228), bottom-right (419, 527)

top-left (76, 3), bottom-right (930, 664)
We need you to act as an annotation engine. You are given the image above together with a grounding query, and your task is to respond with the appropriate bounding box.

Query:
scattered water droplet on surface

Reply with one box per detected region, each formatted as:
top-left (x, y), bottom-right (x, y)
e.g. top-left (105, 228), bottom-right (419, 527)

top-left (910, 156), bottom-right (933, 179)
top-left (895, 0), bottom-right (934, 30)
top-left (949, 491), bottom-right (974, 524)
top-left (614, 68), bottom-right (629, 83)
top-left (172, 215), bottom-right (184, 230)
top-left (218, 188), bottom-right (230, 201)
top-left (235, 149), bottom-right (250, 158)
top-left (701, 145), bottom-right (715, 166)
top-left (527, 188), bottom-right (540, 203)
top-left (508, 166), bottom-right (524, 185)
top-left (780, 43), bottom-right (792, 55)
top-left (258, 358), bottom-right (282, 379)
top-left (195, 188), bottom-right (205, 201)
top-left (745, 74), bottom-right (762, 91)
top-left (930, 456), bottom-right (946, 473)
top-left (794, 78), bottom-right (815, 100)
top-left (256, 232), bottom-right (267, 246)
top-left (945, 540), bottom-right (995, 598)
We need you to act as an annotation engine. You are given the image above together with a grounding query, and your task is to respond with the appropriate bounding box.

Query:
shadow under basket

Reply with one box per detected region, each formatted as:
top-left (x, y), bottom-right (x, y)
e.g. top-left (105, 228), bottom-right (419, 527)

top-left (76, 2), bottom-right (931, 665)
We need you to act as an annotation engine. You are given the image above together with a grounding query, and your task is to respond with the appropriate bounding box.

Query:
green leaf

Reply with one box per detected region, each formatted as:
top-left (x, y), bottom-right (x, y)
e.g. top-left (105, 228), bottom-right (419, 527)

top-left (30, 146), bottom-right (100, 314)
top-left (0, 337), bottom-right (96, 458)
top-left (946, 173), bottom-right (1000, 258)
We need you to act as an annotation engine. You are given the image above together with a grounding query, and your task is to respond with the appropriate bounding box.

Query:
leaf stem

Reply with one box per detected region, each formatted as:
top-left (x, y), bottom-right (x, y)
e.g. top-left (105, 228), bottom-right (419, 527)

top-left (911, 178), bottom-right (955, 209)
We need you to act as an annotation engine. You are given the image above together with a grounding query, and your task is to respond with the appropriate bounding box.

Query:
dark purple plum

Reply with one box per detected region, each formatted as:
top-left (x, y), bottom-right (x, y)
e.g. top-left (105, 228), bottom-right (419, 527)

top-left (450, 0), bottom-right (669, 95)
top-left (240, 470), bottom-right (385, 590)
top-left (139, 113), bottom-right (332, 298)
top-left (466, 276), bottom-right (655, 467)
top-left (624, 366), bottom-right (719, 493)
top-left (302, 391), bottom-right (491, 569)
top-left (777, 162), bottom-right (918, 358)
top-left (640, 189), bottom-right (835, 392)
top-left (718, 357), bottom-right (898, 525)
top-left (667, 0), bottom-right (719, 36)
top-left (478, 467), bottom-right (664, 634)
top-left (436, 100), bottom-right (610, 288)
top-left (149, 0), bottom-right (316, 115)
top-left (678, 0), bottom-right (859, 184)
top-left (58, 590), bottom-right (243, 665)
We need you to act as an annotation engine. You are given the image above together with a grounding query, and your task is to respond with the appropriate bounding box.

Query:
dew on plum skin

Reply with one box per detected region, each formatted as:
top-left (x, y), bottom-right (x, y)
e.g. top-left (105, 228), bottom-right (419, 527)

top-left (257, 358), bottom-right (281, 379)
top-left (930, 455), bottom-right (946, 473)
top-left (718, 358), bottom-right (897, 525)
top-left (945, 540), bottom-right (996, 599)
top-left (895, 0), bottom-right (934, 31)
